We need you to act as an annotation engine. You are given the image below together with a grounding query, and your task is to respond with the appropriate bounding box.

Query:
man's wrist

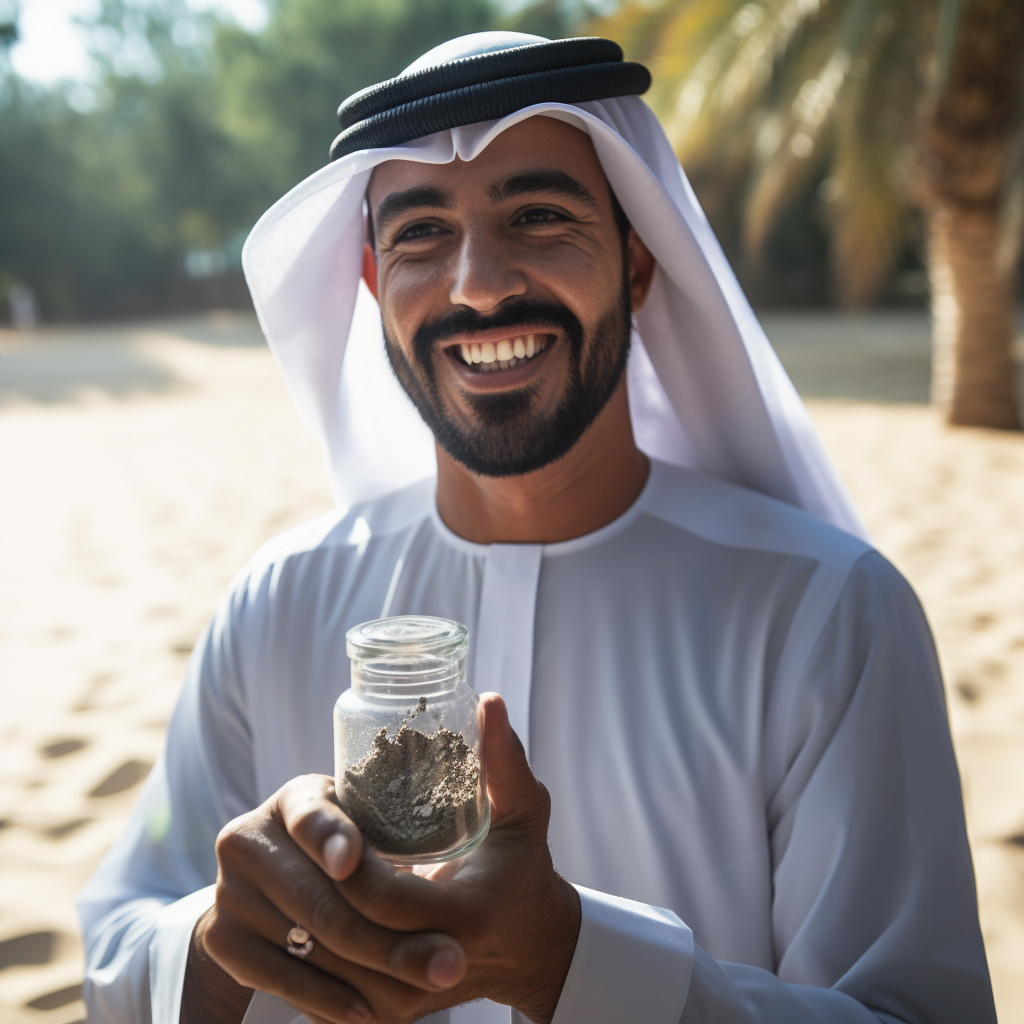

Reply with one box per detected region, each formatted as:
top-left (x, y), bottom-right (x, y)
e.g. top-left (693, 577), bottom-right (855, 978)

top-left (180, 908), bottom-right (254, 1024)
top-left (515, 874), bottom-right (582, 1024)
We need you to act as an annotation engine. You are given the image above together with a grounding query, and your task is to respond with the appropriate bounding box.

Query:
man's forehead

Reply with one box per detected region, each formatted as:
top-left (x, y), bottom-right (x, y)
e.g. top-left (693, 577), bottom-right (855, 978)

top-left (367, 117), bottom-right (606, 205)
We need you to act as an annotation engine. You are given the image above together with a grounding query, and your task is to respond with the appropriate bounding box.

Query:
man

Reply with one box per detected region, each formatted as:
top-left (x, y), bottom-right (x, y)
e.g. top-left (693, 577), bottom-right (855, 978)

top-left (78, 32), bottom-right (995, 1024)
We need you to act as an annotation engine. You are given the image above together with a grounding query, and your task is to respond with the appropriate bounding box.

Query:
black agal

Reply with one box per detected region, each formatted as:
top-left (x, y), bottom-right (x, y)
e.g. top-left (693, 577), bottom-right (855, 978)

top-left (330, 37), bottom-right (650, 161)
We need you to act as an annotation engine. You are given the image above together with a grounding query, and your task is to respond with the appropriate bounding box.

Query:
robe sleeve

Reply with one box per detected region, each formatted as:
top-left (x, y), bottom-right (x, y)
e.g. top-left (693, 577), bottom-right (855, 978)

top-left (76, 577), bottom-right (260, 1024)
top-left (534, 552), bottom-right (995, 1024)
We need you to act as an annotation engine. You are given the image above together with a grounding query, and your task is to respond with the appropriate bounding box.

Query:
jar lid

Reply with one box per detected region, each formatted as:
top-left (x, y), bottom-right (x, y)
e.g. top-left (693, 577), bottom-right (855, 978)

top-left (346, 615), bottom-right (469, 661)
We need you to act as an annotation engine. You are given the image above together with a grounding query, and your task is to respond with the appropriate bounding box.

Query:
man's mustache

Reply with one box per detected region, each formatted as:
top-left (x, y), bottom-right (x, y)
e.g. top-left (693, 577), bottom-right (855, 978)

top-left (413, 299), bottom-right (584, 368)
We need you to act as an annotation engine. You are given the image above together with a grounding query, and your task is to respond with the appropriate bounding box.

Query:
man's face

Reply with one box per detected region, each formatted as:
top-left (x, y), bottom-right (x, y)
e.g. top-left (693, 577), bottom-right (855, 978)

top-left (366, 117), bottom-right (637, 478)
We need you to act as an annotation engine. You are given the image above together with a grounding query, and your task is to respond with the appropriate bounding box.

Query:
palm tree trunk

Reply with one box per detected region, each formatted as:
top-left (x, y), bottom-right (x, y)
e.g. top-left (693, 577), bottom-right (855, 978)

top-left (921, 0), bottom-right (1024, 429)
top-left (927, 201), bottom-right (1020, 427)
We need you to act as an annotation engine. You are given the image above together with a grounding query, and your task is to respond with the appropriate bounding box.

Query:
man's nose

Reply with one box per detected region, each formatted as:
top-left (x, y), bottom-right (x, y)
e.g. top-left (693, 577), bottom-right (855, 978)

top-left (449, 228), bottom-right (527, 311)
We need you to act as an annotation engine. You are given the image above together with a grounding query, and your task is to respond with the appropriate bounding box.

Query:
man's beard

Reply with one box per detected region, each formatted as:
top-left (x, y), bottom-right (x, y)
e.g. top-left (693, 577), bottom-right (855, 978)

top-left (382, 276), bottom-right (632, 478)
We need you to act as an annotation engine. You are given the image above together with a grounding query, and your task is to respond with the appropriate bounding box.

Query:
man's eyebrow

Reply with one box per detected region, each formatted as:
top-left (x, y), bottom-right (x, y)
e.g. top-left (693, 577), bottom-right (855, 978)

top-left (487, 169), bottom-right (598, 208)
top-left (372, 185), bottom-right (454, 235)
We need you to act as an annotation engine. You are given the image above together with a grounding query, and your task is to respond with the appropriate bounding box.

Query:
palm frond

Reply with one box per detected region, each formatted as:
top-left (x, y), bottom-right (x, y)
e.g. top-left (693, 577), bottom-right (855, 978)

top-left (662, 0), bottom-right (831, 159)
top-left (597, 0), bottom-right (955, 305)
top-left (741, 6), bottom-right (845, 255)
top-left (827, 10), bottom-right (922, 304)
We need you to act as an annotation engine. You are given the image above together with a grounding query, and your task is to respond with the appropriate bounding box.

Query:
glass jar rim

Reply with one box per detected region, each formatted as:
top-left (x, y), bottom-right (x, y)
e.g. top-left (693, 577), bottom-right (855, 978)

top-left (346, 615), bottom-right (469, 661)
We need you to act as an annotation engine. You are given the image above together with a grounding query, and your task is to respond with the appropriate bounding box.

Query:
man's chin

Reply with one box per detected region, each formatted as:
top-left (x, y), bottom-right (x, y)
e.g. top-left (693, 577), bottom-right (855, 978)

top-left (432, 415), bottom-right (581, 479)
top-left (461, 390), bottom-right (540, 428)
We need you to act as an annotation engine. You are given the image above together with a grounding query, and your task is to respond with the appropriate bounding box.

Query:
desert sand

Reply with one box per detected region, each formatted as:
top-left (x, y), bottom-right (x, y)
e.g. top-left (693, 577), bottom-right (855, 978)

top-left (0, 310), bottom-right (1022, 1023)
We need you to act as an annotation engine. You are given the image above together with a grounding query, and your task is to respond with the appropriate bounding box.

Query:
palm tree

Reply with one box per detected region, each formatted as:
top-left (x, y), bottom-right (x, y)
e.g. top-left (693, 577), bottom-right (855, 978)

top-left (595, 0), bottom-right (1024, 429)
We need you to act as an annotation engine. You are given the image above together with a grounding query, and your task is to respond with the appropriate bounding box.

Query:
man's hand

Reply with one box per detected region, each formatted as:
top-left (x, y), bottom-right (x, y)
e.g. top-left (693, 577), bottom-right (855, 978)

top-left (334, 693), bottom-right (582, 1022)
top-left (185, 693), bottom-right (581, 1024)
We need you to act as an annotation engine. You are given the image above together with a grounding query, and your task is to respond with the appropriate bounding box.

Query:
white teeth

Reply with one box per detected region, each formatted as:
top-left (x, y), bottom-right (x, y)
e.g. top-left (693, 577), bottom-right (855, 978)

top-left (460, 334), bottom-right (551, 372)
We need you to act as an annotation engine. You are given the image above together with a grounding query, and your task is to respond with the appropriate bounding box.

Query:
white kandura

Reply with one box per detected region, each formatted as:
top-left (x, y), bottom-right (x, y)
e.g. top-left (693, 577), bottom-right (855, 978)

top-left (78, 461), bottom-right (993, 1024)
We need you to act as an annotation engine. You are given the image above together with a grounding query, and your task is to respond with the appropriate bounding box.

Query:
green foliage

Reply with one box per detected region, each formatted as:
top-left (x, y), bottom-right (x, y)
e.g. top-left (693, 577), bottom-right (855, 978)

top-left (0, 0), bottom-right (504, 320)
top-left (496, 0), bottom-right (590, 41)
top-left (593, 0), bottom-right (1019, 307)
top-left (0, 0), bottom-right (16, 49)
top-left (214, 0), bottom-right (496, 194)
top-left (0, 76), bottom-right (171, 318)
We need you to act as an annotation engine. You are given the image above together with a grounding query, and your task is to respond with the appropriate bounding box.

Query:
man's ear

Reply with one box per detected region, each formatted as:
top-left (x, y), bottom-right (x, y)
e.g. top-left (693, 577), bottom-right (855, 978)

top-left (627, 229), bottom-right (655, 313)
top-left (362, 241), bottom-right (378, 301)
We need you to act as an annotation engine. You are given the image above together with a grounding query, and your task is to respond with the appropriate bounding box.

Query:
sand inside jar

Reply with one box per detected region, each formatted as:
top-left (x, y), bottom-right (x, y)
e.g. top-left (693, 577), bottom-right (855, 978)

top-left (340, 705), bottom-right (481, 857)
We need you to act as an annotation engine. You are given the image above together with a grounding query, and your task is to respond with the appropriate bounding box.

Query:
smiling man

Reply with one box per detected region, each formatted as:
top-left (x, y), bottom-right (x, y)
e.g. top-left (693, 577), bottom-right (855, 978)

top-left (374, 153), bottom-right (639, 480)
top-left (78, 33), bottom-right (995, 1024)
top-left (366, 121), bottom-right (652, 543)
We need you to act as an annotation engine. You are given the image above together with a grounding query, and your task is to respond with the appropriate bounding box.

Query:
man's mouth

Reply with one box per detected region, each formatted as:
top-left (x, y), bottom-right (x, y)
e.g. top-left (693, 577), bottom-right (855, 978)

top-left (450, 334), bottom-right (551, 373)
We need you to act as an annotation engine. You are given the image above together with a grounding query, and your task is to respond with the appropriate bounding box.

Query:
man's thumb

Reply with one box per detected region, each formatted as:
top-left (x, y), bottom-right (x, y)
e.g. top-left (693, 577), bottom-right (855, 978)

top-left (478, 692), bottom-right (548, 827)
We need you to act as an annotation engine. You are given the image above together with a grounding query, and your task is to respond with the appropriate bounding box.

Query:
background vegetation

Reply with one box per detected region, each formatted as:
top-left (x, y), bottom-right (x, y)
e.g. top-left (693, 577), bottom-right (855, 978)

top-left (0, 0), bottom-right (1020, 336)
top-left (0, 0), bottom-right (928, 323)
top-left (597, 0), bottom-right (1024, 426)
top-left (0, 0), bottom-right (581, 320)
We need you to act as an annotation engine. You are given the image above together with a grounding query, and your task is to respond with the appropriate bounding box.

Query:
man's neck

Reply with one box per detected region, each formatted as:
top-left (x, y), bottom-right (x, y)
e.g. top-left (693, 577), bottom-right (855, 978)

top-left (434, 384), bottom-right (650, 544)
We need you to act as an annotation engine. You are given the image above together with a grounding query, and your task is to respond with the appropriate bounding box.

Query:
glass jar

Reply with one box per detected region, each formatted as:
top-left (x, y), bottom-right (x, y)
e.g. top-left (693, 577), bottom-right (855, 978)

top-left (334, 615), bottom-right (489, 864)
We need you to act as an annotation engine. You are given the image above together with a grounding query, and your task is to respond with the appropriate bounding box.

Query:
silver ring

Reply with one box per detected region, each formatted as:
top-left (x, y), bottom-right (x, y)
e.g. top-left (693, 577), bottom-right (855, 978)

top-left (286, 925), bottom-right (314, 960)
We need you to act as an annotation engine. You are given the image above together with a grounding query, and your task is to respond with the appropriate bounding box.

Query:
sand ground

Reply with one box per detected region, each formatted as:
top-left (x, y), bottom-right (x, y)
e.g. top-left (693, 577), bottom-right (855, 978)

top-left (0, 310), bottom-right (1022, 1023)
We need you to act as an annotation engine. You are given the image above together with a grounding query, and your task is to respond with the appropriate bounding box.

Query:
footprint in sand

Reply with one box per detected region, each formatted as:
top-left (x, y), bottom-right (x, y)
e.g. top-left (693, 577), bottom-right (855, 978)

top-left (25, 982), bottom-right (82, 1011)
top-left (88, 760), bottom-right (152, 798)
top-left (40, 738), bottom-right (88, 759)
top-left (42, 818), bottom-right (92, 840)
top-left (0, 931), bottom-right (57, 970)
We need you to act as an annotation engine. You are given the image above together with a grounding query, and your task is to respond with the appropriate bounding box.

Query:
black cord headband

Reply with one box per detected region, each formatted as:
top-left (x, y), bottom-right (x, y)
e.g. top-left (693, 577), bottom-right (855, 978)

top-left (329, 37), bottom-right (651, 162)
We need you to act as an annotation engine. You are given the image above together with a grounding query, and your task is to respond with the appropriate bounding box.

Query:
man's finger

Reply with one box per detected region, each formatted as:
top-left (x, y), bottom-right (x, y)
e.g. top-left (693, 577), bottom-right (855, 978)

top-left (217, 812), bottom-right (465, 989)
top-left (478, 692), bottom-right (550, 829)
top-left (274, 774), bottom-right (364, 880)
top-left (201, 916), bottom-right (372, 1024)
top-left (337, 843), bottom-right (489, 934)
top-left (218, 871), bottom-right (468, 993)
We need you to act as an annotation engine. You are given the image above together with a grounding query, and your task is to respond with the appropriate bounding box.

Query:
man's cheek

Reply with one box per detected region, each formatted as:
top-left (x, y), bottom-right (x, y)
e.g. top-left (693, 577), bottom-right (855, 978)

top-left (381, 317), bottom-right (418, 368)
top-left (525, 247), bottom-right (608, 293)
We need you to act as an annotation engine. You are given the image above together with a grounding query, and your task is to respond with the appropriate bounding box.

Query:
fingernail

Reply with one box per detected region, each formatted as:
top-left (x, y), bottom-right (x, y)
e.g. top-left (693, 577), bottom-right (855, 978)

top-left (347, 997), bottom-right (372, 1021)
top-left (426, 947), bottom-right (464, 988)
top-left (323, 833), bottom-right (349, 877)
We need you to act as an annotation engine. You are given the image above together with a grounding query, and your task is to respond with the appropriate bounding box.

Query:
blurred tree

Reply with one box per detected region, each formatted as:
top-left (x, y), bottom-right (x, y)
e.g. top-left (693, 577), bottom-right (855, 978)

top-left (499, 0), bottom-right (588, 41)
top-left (0, 0), bottom-right (246, 317)
top-left (0, 0), bottom-right (500, 320)
top-left (213, 0), bottom-right (495, 196)
top-left (596, 0), bottom-right (1024, 428)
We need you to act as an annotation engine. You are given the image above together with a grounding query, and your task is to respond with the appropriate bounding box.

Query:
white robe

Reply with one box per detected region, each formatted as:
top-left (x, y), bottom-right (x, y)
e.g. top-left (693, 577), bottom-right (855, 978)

top-left (77, 460), bottom-right (995, 1024)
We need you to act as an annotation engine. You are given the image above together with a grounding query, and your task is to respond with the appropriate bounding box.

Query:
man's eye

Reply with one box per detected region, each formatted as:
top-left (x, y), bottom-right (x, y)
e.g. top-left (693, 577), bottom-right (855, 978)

top-left (518, 208), bottom-right (567, 225)
top-left (396, 222), bottom-right (443, 242)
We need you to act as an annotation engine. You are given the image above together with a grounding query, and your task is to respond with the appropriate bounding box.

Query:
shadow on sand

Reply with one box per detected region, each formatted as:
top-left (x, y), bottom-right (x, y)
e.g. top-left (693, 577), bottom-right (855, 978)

top-left (761, 309), bottom-right (1024, 407)
top-left (0, 312), bottom-right (266, 406)
top-left (761, 311), bottom-right (935, 404)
